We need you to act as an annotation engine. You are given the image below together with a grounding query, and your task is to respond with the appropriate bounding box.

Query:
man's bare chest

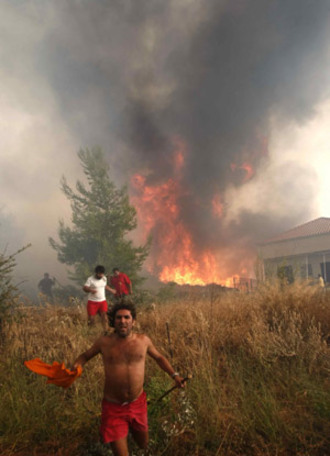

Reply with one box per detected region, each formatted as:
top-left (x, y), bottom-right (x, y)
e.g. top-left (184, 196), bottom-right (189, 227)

top-left (102, 340), bottom-right (146, 365)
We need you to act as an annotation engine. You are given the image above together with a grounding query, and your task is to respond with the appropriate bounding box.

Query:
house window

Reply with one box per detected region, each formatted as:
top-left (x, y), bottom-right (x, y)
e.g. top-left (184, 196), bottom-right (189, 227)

top-left (300, 264), bottom-right (313, 278)
top-left (277, 265), bottom-right (294, 284)
top-left (320, 262), bottom-right (330, 283)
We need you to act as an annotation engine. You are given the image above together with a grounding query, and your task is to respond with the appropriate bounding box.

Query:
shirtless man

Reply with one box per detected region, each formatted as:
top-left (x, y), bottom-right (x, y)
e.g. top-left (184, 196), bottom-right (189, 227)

top-left (73, 302), bottom-right (185, 456)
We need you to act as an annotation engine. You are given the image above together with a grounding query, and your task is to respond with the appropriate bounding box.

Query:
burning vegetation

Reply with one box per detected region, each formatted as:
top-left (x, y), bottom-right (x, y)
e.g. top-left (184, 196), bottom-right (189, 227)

top-left (130, 137), bottom-right (256, 288)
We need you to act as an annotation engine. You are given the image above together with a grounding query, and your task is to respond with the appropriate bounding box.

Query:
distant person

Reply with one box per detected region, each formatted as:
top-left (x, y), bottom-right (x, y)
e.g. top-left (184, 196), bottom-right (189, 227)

top-left (73, 301), bottom-right (186, 455)
top-left (83, 265), bottom-right (116, 332)
top-left (38, 273), bottom-right (55, 301)
top-left (318, 274), bottom-right (325, 289)
top-left (110, 267), bottom-right (132, 302)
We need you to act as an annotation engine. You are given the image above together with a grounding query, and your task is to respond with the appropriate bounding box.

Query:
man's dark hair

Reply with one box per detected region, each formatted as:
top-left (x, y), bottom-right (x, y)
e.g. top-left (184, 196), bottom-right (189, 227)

top-left (112, 267), bottom-right (119, 273)
top-left (109, 301), bottom-right (136, 327)
top-left (95, 265), bottom-right (105, 274)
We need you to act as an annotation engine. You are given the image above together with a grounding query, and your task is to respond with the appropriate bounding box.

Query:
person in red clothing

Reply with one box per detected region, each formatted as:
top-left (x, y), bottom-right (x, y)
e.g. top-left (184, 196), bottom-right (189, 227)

top-left (110, 268), bottom-right (132, 302)
top-left (73, 301), bottom-right (186, 455)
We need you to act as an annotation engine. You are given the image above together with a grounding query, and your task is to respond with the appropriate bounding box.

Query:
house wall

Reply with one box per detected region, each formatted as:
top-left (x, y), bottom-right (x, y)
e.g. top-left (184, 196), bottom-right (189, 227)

top-left (263, 253), bottom-right (329, 280)
top-left (258, 233), bottom-right (330, 282)
top-left (259, 233), bottom-right (330, 259)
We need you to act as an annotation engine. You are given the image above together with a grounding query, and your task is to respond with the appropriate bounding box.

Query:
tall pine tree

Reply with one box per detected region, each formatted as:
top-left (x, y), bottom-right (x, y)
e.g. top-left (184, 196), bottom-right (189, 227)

top-left (49, 147), bottom-right (150, 286)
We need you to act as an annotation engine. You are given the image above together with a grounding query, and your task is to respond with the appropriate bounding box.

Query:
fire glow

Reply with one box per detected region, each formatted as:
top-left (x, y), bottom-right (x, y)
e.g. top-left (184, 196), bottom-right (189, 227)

top-left (130, 140), bottom-right (235, 287)
top-left (230, 162), bottom-right (255, 182)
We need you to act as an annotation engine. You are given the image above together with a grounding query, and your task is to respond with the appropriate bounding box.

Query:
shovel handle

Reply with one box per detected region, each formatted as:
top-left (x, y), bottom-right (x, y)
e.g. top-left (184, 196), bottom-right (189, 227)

top-left (155, 374), bottom-right (192, 403)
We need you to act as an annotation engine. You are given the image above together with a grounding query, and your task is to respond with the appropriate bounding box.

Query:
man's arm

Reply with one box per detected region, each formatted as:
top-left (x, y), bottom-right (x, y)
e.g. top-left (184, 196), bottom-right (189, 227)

top-left (83, 285), bottom-right (97, 294)
top-left (83, 277), bottom-right (98, 294)
top-left (105, 285), bottom-right (116, 295)
top-left (83, 277), bottom-right (97, 294)
top-left (73, 339), bottom-right (102, 369)
top-left (147, 337), bottom-right (185, 388)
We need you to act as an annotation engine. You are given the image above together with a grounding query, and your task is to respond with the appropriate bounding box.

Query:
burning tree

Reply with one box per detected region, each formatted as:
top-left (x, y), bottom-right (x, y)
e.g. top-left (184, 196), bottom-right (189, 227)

top-left (49, 147), bottom-right (150, 286)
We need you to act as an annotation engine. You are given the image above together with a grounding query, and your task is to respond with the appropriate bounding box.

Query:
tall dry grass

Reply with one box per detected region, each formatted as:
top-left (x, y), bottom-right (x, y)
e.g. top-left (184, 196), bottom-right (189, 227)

top-left (0, 283), bottom-right (329, 455)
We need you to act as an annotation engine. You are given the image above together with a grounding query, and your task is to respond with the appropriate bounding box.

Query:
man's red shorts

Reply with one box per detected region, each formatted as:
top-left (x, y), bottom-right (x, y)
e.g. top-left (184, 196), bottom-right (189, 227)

top-left (100, 391), bottom-right (148, 443)
top-left (87, 300), bottom-right (108, 317)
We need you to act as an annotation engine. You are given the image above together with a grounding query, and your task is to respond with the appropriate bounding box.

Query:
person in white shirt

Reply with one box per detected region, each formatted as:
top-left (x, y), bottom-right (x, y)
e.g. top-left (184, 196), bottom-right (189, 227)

top-left (83, 265), bottom-right (116, 331)
top-left (318, 274), bottom-right (325, 289)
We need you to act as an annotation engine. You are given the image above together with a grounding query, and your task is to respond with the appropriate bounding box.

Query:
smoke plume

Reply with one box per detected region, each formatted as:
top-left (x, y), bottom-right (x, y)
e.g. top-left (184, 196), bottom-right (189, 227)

top-left (1, 0), bottom-right (330, 287)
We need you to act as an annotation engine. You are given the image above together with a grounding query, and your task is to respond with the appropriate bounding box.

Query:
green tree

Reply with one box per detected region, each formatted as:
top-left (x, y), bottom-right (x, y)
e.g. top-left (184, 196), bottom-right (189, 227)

top-left (0, 244), bottom-right (31, 337)
top-left (49, 147), bottom-right (150, 287)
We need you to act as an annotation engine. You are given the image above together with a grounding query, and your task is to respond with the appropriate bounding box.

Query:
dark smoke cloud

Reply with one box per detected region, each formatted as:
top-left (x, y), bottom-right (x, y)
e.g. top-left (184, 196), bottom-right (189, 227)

top-left (120, 0), bottom-right (330, 252)
top-left (1, 0), bottom-right (330, 284)
top-left (36, 1), bottom-right (330, 184)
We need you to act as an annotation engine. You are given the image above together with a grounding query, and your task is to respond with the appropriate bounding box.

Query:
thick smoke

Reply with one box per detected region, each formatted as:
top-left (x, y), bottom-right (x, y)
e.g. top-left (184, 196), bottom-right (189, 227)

top-left (119, 0), bottom-right (330, 273)
top-left (1, 0), bottom-right (330, 285)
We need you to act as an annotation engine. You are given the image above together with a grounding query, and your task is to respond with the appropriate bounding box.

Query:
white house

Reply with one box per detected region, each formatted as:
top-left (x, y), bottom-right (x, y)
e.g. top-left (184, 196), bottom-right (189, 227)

top-left (258, 217), bottom-right (330, 283)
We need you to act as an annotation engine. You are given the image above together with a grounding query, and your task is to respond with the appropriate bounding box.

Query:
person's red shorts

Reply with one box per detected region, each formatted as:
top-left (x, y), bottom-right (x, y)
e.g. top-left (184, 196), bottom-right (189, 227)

top-left (87, 300), bottom-right (108, 317)
top-left (100, 391), bottom-right (148, 443)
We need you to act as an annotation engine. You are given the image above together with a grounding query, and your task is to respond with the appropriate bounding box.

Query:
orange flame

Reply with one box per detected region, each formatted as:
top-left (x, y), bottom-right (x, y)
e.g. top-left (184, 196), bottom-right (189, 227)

top-left (171, 136), bottom-right (186, 173)
top-left (230, 161), bottom-right (254, 182)
top-left (240, 162), bottom-right (254, 181)
top-left (130, 140), bottom-right (239, 286)
top-left (212, 193), bottom-right (224, 218)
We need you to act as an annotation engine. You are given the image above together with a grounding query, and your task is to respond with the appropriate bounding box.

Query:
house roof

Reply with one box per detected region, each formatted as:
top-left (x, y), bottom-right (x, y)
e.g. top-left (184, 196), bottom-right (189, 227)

top-left (262, 217), bottom-right (330, 244)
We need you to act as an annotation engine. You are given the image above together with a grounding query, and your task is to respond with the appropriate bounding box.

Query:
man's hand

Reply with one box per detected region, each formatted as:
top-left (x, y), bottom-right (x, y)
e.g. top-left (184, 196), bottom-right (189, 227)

top-left (106, 285), bottom-right (116, 295)
top-left (83, 285), bottom-right (97, 294)
top-left (174, 375), bottom-right (186, 388)
top-left (67, 361), bottom-right (80, 371)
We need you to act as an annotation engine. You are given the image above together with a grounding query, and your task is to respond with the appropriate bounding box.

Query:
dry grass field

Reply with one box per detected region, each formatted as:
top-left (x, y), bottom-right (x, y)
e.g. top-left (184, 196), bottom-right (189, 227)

top-left (0, 283), bottom-right (329, 455)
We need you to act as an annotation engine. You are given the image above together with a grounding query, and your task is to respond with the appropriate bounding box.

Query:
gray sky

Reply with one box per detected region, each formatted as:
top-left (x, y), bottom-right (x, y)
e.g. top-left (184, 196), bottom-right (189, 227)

top-left (1, 0), bottom-right (330, 291)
